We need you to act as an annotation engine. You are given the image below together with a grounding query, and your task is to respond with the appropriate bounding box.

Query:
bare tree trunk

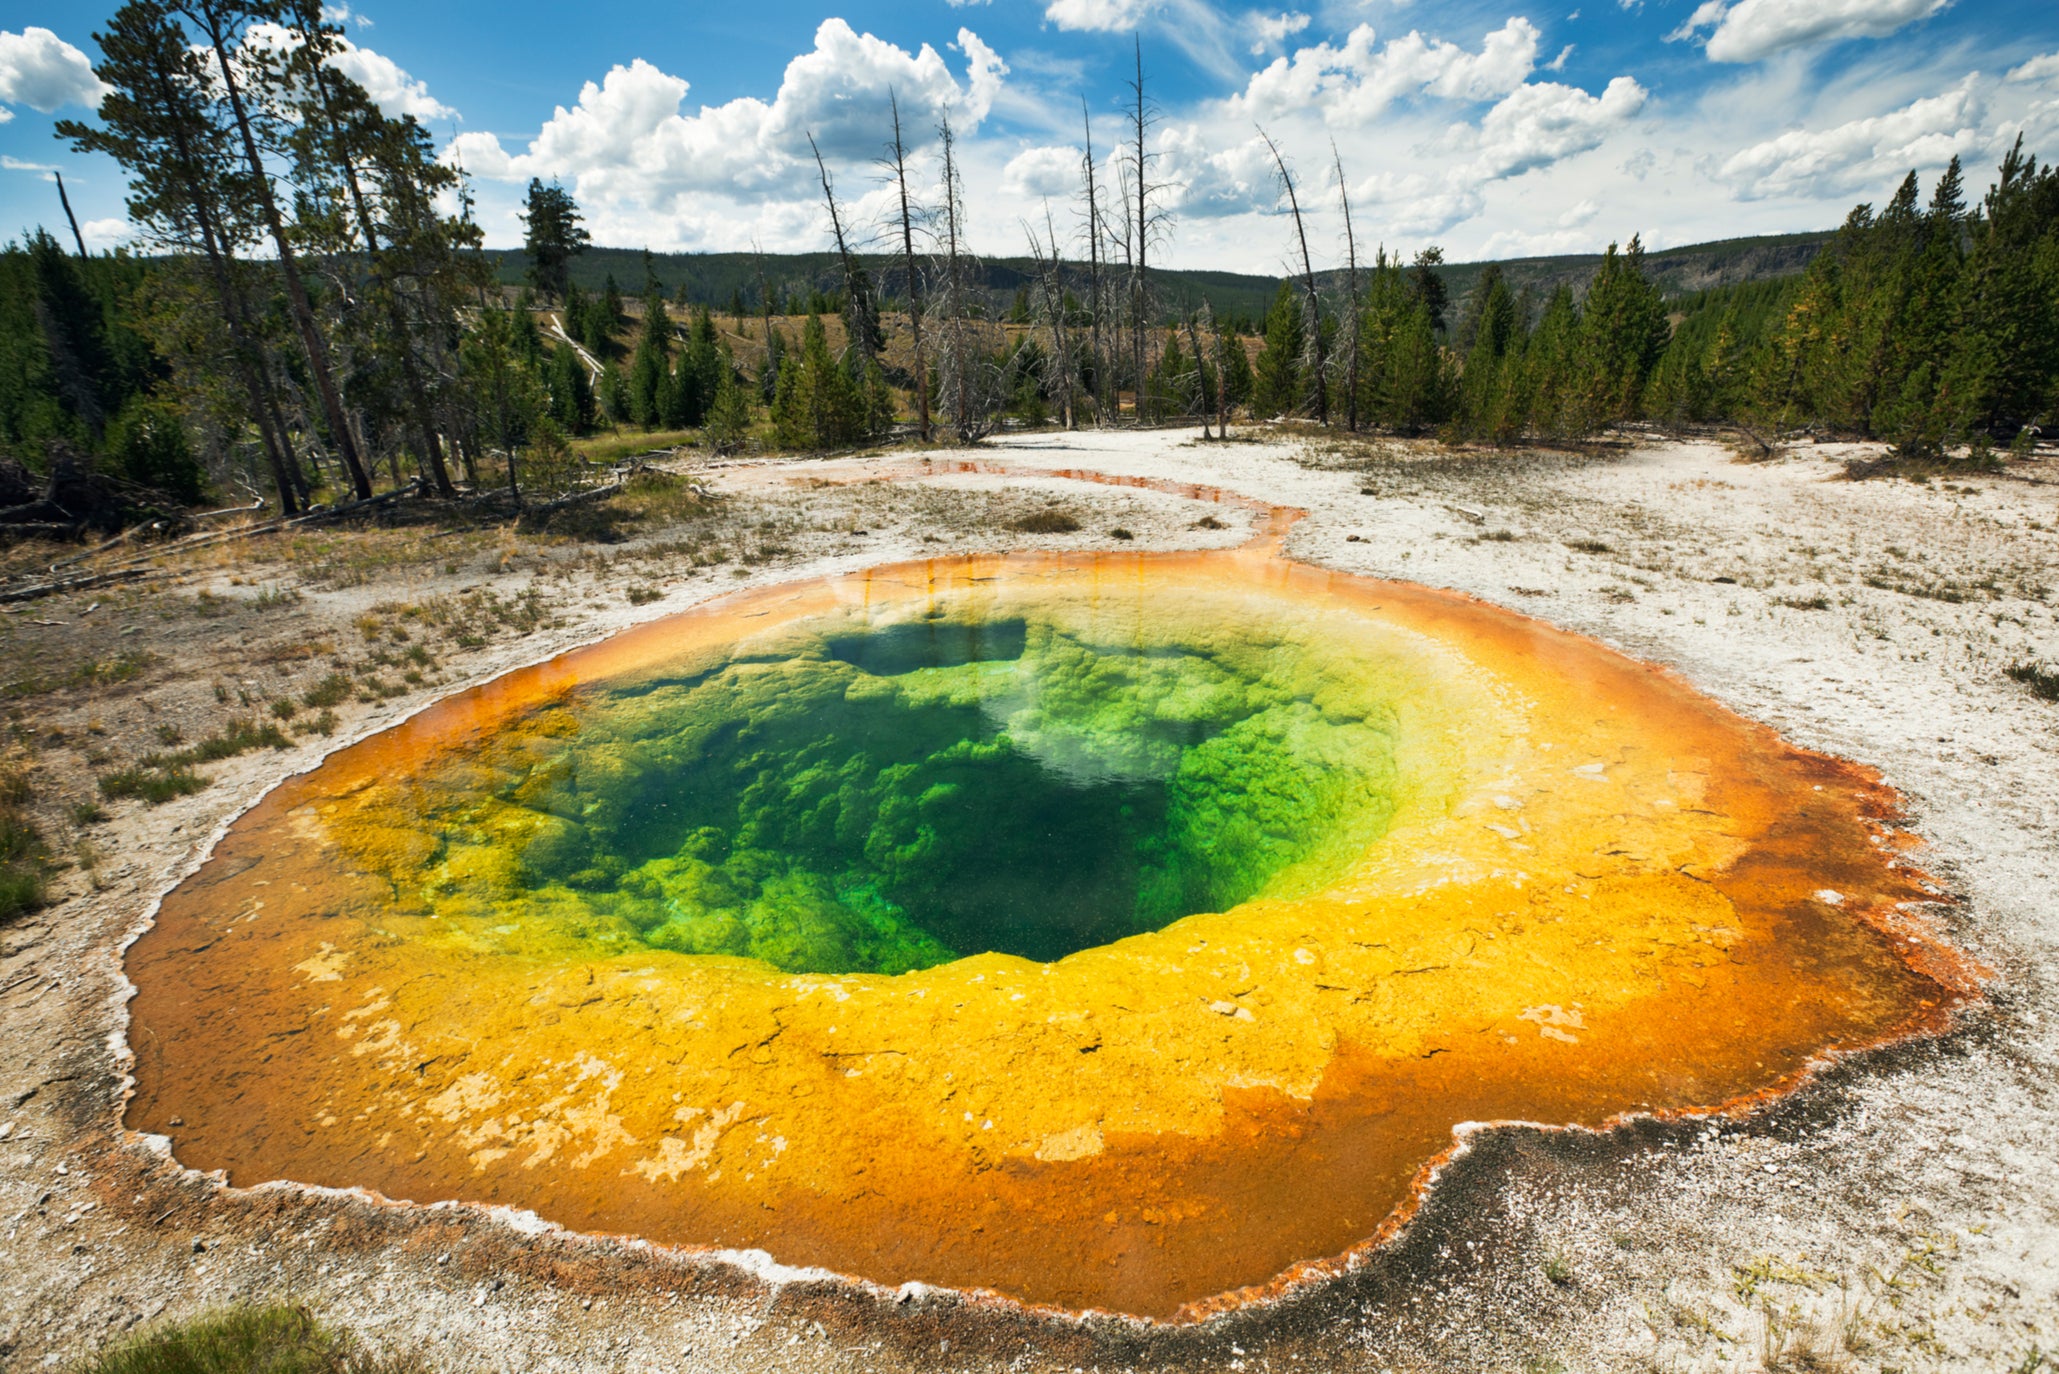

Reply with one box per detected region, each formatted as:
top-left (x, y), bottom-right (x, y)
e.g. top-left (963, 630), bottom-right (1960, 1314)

top-left (885, 95), bottom-right (931, 443)
top-left (188, 0), bottom-right (375, 499)
top-left (54, 172), bottom-right (88, 260)
top-left (1184, 306), bottom-right (1211, 439)
top-left (1079, 100), bottom-right (1108, 427)
top-left (1027, 208), bottom-right (1075, 430)
top-left (939, 114), bottom-right (972, 440)
top-left (1261, 127), bottom-right (1327, 425)
top-left (808, 131), bottom-right (876, 365)
top-left (1334, 143), bottom-right (1363, 434)
top-left (1128, 41), bottom-right (1150, 423)
top-left (1210, 298), bottom-right (1230, 439)
top-left (1111, 162), bottom-right (1135, 421)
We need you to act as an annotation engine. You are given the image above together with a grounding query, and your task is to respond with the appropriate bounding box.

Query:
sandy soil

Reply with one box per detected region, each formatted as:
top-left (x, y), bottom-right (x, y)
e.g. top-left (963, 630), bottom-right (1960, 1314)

top-left (0, 429), bottom-right (2055, 1373)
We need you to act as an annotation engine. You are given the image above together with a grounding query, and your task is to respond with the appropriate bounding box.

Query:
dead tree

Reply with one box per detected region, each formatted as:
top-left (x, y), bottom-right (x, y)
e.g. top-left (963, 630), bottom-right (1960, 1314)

top-left (1078, 100), bottom-right (1110, 425)
top-left (1182, 305), bottom-right (1213, 439)
top-left (808, 131), bottom-right (878, 364)
top-left (54, 172), bottom-right (88, 259)
top-left (1208, 297), bottom-right (1231, 439)
top-left (883, 93), bottom-right (931, 442)
top-left (933, 112), bottom-right (989, 442)
top-left (1108, 158), bottom-right (1135, 419)
top-left (1333, 142), bottom-right (1363, 433)
top-left (1123, 41), bottom-right (1172, 423)
top-left (1025, 206), bottom-right (1076, 430)
top-left (1260, 127), bottom-right (1327, 425)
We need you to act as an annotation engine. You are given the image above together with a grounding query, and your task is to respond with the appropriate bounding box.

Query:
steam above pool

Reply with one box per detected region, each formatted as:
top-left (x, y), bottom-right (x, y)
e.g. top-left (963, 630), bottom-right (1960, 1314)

top-left (123, 534), bottom-right (1969, 1320)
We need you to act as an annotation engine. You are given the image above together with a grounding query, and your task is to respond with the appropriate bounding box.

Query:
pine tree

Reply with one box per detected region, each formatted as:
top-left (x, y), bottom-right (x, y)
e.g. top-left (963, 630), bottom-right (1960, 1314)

top-left (548, 343), bottom-right (596, 436)
top-left (771, 313), bottom-right (863, 450)
top-left (675, 305), bottom-right (722, 428)
top-left (1218, 324), bottom-right (1254, 412)
top-left (1252, 283), bottom-right (1304, 418)
top-left (862, 355), bottom-right (898, 439)
top-left (704, 356), bottom-right (753, 455)
top-left (627, 290), bottom-right (670, 430)
top-left (1941, 138), bottom-right (2059, 439)
top-left (1513, 285), bottom-right (1580, 439)
top-left (597, 361), bottom-right (630, 429)
top-left (1565, 237), bottom-right (1668, 433)
top-left (521, 179), bottom-right (590, 303)
top-left (25, 230), bottom-right (118, 440)
top-left (59, 0), bottom-right (309, 512)
top-left (1457, 266), bottom-right (1516, 438)
top-left (760, 326), bottom-right (787, 406)
top-left (1409, 247), bottom-right (1450, 335)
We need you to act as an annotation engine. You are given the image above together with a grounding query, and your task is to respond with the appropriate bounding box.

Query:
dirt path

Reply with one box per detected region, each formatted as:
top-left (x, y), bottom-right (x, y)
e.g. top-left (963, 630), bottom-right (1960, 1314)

top-left (1, 432), bottom-right (2054, 1373)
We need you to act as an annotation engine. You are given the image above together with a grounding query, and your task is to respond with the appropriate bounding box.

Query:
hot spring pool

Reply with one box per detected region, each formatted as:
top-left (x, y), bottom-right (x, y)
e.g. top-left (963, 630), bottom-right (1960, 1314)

top-left (123, 538), bottom-right (1967, 1319)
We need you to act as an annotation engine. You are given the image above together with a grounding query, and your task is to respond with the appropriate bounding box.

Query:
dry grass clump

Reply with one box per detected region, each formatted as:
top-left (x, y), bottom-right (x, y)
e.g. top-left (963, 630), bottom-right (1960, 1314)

top-left (1008, 508), bottom-right (1082, 535)
top-left (2006, 661), bottom-right (2059, 701)
top-left (72, 1304), bottom-right (425, 1374)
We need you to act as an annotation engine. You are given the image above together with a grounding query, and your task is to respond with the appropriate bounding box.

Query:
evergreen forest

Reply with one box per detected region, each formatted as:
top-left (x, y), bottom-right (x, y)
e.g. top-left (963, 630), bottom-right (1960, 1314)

top-left (4, 0), bottom-right (2057, 526)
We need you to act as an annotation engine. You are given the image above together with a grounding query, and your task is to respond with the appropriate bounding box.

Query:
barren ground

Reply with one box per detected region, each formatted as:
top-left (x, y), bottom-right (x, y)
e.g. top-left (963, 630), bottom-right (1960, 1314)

top-left (1, 429), bottom-right (2055, 1373)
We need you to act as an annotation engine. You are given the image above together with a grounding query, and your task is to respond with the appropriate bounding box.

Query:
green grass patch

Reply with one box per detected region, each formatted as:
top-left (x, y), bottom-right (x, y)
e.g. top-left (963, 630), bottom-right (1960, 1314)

top-left (155, 718), bottom-right (293, 765)
top-left (302, 673), bottom-right (353, 710)
top-left (71, 1303), bottom-right (423, 1374)
top-left (3, 651), bottom-right (161, 700)
top-left (0, 795), bottom-right (45, 921)
top-left (99, 716), bottom-right (294, 807)
top-left (574, 427), bottom-right (703, 465)
top-left (99, 766), bottom-right (206, 805)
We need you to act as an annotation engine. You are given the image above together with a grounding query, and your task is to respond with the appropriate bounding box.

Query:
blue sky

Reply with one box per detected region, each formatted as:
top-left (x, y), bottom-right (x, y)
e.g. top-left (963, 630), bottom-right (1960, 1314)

top-left (3, 0), bottom-right (2058, 269)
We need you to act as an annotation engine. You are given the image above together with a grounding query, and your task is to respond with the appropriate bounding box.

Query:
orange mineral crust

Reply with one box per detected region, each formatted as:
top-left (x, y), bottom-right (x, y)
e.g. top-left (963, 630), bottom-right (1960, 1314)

top-left (123, 543), bottom-right (1970, 1320)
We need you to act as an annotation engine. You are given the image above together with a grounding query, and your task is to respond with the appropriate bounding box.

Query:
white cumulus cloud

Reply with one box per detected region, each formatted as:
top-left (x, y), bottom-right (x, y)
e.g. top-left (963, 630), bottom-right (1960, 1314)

top-left (81, 217), bottom-right (134, 248)
top-left (1234, 18), bottom-right (1542, 125)
top-left (1044, 0), bottom-right (1159, 32)
top-left (2008, 51), bottom-right (2059, 85)
top-left (443, 20), bottom-right (1008, 251)
top-left (1717, 77), bottom-right (1983, 199)
top-left (237, 22), bottom-right (455, 123)
top-left (1468, 74), bottom-right (1647, 179)
top-left (1673, 0), bottom-right (1951, 64)
top-left (329, 40), bottom-right (455, 122)
top-left (0, 27), bottom-right (110, 112)
top-left (1002, 144), bottom-right (1083, 198)
top-left (1248, 11), bottom-right (1311, 56)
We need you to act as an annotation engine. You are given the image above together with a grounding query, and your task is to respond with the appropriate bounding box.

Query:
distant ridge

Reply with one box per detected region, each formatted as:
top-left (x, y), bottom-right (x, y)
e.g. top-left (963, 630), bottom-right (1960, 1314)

top-left (484, 228), bottom-right (1834, 324)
